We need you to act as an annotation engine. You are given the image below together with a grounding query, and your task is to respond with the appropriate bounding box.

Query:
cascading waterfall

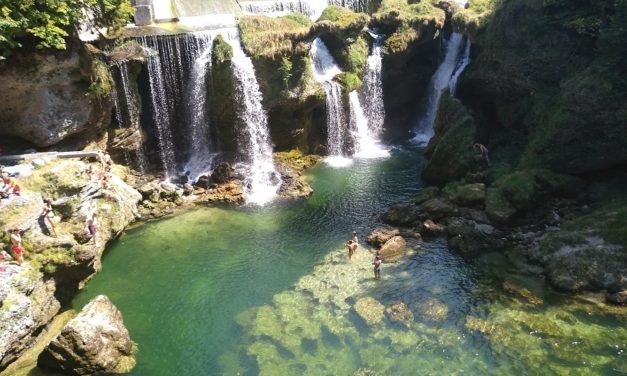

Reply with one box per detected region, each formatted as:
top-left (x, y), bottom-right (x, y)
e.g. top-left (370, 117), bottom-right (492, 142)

top-left (111, 62), bottom-right (149, 172)
top-left (137, 32), bottom-right (214, 179)
top-left (352, 31), bottom-right (389, 158)
top-left (182, 32), bottom-right (218, 181)
top-left (311, 37), bottom-right (351, 166)
top-left (239, 0), bottom-right (328, 20)
top-left (225, 32), bottom-right (282, 205)
top-left (412, 32), bottom-right (471, 145)
top-left (448, 38), bottom-right (471, 96)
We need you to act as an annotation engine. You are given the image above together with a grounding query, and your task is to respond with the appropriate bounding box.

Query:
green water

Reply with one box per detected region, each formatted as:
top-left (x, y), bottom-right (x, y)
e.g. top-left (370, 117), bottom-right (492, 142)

top-left (70, 147), bottom-right (627, 375)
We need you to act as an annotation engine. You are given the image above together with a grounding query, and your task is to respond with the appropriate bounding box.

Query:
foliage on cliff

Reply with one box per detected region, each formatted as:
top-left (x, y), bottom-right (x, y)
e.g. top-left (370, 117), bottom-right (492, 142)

top-left (372, 0), bottom-right (445, 54)
top-left (0, 0), bottom-right (133, 60)
top-left (239, 14), bottom-right (312, 59)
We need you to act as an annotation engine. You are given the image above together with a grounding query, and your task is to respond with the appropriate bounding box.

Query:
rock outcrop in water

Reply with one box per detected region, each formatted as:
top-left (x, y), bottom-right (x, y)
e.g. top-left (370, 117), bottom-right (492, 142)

top-left (38, 295), bottom-right (136, 375)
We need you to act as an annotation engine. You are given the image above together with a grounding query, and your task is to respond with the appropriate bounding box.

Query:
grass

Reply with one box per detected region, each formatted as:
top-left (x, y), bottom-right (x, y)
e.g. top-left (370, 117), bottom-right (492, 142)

top-left (318, 6), bottom-right (370, 30)
top-left (239, 14), bottom-right (313, 58)
top-left (452, 0), bottom-right (500, 36)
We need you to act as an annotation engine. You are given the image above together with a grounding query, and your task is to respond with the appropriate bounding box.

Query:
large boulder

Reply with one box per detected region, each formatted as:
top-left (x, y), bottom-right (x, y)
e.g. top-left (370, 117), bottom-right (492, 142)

top-left (381, 203), bottom-right (421, 226)
top-left (366, 227), bottom-right (400, 248)
top-left (378, 235), bottom-right (407, 263)
top-left (385, 301), bottom-right (414, 327)
top-left (0, 46), bottom-right (112, 148)
top-left (38, 295), bottom-right (136, 375)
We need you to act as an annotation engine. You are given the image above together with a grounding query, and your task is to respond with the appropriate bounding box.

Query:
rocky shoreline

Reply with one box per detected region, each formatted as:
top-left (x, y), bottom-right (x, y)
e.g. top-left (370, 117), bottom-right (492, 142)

top-left (0, 150), bottom-right (317, 373)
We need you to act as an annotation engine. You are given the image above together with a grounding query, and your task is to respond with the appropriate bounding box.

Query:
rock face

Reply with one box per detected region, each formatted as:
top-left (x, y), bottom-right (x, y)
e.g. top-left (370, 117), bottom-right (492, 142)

top-left (0, 158), bottom-right (141, 372)
top-left (0, 45), bottom-right (112, 148)
top-left (366, 227), bottom-right (400, 248)
top-left (38, 295), bottom-right (136, 375)
top-left (354, 297), bottom-right (385, 326)
top-left (0, 268), bottom-right (60, 370)
top-left (378, 236), bottom-right (407, 263)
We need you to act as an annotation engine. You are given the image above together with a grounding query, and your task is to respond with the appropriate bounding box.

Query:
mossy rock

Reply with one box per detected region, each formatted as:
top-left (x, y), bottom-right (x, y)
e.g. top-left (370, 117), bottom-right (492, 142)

top-left (485, 186), bottom-right (516, 223)
top-left (422, 94), bottom-right (477, 185)
top-left (211, 36), bottom-right (237, 154)
top-left (335, 72), bottom-right (362, 92)
top-left (415, 186), bottom-right (440, 204)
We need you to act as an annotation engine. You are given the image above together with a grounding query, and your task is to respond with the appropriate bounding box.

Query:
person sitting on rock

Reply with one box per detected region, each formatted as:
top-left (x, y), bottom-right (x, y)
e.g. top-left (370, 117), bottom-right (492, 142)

top-left (0, 174), bottom-right (20, 198)
top-left (474, 143), bottom-right (490, 165)
top-left (9, 228), bottom-right (24, 265)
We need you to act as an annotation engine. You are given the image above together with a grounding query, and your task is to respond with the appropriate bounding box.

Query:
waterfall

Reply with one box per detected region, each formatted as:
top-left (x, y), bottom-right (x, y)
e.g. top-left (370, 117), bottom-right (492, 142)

top-left (413, 32), bottom-right (471, 145)
top-left (352, 32), bottom-right (389, 158)
top-left (239, 0), bottom-right (328, 20)
top-left (183, 32), bottom-right (218, 182)
top-left (111, 62), bottom-right (149, 172)
top-left (225, 32), bottom-right (282, 205)
top-left (137, 32), bottom-right (214, 179)
top-left (310, 37), bottom-right (351, 167)
top-left (448, 38), bottom-right (471, 96)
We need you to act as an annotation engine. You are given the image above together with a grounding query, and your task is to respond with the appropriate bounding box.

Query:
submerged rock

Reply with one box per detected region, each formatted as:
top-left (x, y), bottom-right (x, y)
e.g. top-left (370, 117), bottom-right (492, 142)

top-left (378, 235), bottom-right (407, 263)
top-left (503, 280), bottom-right (543, 306)
top-left (416, 298), bottom-right (449, 321)
top-left (366, 227), bottom-right (400, 248)
top-left (354, 297), bottom-right (385, 326)
top-left (38, 295), bottom-right (136, 375)
top-left (381, 203), bottom-right (421, 226)
top-left (385, 302), bottom-right (414, 327)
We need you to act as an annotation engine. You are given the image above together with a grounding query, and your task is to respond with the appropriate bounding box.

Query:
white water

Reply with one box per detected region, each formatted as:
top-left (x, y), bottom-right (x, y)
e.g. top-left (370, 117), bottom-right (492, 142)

top-left (353, 32), bottom-right (389, 159)
top-left (139, 36), bottom-right (178, 178)
top-left (183, 31), bottom-right (218, 182)
top-left (413, 32), bottom-right (471, 145)
top-left (449, 38), bottom-right (471, 96)
top-left (225, 32), bottom-right (282, 205)
top-left (311, 37), bottom-right (352, 167)
top-left (239, 0), bottom-right (327, 20)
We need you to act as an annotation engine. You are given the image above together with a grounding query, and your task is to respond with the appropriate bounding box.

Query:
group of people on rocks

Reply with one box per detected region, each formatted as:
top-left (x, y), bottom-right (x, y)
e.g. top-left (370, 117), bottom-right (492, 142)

top-left (0, 172), bottom-right (21, 199)
top-left (1, 152), bottom-right (109, 270)
top-left (345, 231), bottom-right (383, 280)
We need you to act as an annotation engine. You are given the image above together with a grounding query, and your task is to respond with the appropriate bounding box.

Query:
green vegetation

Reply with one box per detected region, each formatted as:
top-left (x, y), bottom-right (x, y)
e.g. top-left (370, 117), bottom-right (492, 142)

top-left (372, 0), bottom-right (445, 54)
top-left (335, 72), bottom-right (362, 92)
top-left (239, 14), bottom-right (312, 59)
top-left (212, 35), bottom-right (233, 64)
top-left (318, 5), bottom-right (369, 31)
top-left (0, 0), bottom-right (133, 60)
top-left (452, 0), bottom-right (500, 36)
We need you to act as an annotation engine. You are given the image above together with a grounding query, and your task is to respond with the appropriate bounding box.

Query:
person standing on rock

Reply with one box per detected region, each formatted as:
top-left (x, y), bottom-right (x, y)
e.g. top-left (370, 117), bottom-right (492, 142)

top-left (474, 143), bottom-right (490, 166)
top-left (86, 213), bottom-right (98, 247)
top-left (40, 198), bottom-right (57, 237)
top-left (373, 254), bottom-right (382, 280)
top-left (346, 240), bottom-right (357, 261)
top-left (10, 228), bottom-right (24, 265)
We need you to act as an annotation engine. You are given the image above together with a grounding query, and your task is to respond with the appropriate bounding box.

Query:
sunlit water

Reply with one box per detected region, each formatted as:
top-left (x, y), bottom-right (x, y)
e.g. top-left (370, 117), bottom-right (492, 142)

top-left (66, 147), bottom-right (626, 376)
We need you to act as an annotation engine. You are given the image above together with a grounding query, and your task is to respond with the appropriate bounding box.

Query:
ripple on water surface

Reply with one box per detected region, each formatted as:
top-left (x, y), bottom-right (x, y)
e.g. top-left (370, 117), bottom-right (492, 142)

top-left (63, 147), bottom-right (627, 376)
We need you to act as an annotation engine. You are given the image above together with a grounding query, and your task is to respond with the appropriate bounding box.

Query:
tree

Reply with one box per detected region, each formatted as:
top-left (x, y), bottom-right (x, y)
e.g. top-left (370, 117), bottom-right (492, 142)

top-left (0, 0), bottom-right (133, 60)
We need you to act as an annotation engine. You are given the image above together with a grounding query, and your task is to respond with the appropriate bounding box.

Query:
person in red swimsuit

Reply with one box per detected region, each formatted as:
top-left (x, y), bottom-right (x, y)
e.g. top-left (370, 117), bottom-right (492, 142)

top-left (10, 228), bottom-right (24, 265)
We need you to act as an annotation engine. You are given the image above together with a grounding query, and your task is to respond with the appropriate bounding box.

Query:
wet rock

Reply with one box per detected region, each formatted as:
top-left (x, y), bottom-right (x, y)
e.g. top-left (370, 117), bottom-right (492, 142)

top-left (385, 302), bottom-right (414, 327)
top-left (38, 295), bottom-right (136, 375)
top-left (465, 316), bottom-right (500, 337)
top-left (210, 162), bottom-right (234, 184)
top-left (182, 183), bottom-right (194, 196)
top-left (354, 297), bottom-right (385, 326)
top-left (419, 198), bottom-right (459, 220)
top-left (415, 187), bottom-right (440, 205)
top-left (485, 187), bottom-right (517, 224)
top-left (451, 183), bottom-right (485, 207)
top-left (381, 203), bottom-right (421, 226)
top-left (606, 290), bottom-right (627, 305)
top-left (195, 175), bottom-right (211, 189)
top-left (378, 236), bottom-right (407, 263)
top-left (446, 218), bottom-right (492, 258)
top-left (417, 219), bottom-right (445, 238)
top-left (366, 227), bottom-right (400, 248)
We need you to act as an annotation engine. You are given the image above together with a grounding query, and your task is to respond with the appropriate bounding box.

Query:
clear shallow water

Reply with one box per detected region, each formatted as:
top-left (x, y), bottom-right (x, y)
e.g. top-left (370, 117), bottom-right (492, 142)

top-left (68, 147), bottom-right (627, 376)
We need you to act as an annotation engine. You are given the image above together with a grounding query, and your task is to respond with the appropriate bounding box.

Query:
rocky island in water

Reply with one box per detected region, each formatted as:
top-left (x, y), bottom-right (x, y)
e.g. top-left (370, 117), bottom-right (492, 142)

top-left (0, 0), bottom-right (625, 374)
